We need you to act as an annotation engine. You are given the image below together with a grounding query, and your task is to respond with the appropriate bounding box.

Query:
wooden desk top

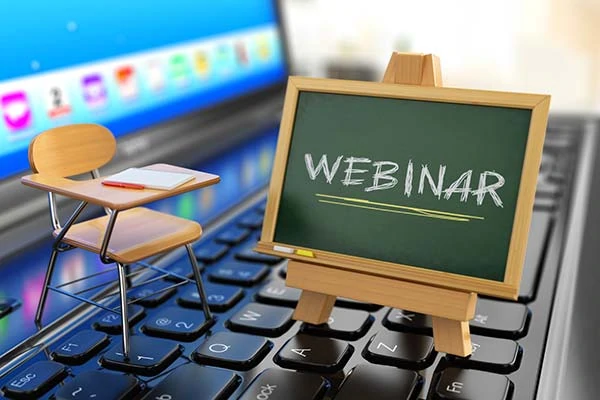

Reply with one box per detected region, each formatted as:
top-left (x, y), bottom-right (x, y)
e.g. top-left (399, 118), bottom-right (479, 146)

top-left (21, 163), bottom-right (220, 211)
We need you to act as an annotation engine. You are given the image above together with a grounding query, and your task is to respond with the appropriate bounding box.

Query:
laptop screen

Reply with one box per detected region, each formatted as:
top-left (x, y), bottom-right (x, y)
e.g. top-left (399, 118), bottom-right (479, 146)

top-left (0, 0), bottom-right (287, 181)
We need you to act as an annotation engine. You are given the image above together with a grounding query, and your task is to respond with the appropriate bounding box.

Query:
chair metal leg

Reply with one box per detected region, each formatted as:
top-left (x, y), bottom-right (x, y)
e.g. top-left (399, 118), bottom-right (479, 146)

top-left (35, 248), bottom-right (59, 328)
top-left (117, 263), bottom-right (131, 359)
top-left (186, 244), bottom-right (213, 321)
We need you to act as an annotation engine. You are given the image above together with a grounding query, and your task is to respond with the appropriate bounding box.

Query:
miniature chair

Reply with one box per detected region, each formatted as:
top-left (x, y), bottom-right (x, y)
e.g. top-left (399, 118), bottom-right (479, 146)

top-left (21, 123), bottom-right (219, 359)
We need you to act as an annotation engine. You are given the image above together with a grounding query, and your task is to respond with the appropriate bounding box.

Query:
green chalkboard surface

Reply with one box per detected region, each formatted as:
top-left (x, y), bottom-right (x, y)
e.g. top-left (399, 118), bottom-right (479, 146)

top-left (260, 77), bottom-right (550, 298)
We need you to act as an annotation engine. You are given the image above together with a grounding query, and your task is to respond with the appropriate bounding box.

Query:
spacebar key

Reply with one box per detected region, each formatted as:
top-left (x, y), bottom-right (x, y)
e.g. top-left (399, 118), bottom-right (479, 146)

top-left (142, 364), bottom-right (240, 400)
top-left (335, 364), bottom-right (421, 400)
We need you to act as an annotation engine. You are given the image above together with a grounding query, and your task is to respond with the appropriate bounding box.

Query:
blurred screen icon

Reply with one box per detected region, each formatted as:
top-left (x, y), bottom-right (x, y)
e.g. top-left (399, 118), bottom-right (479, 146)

top-left (194, 50), bottom-right (210, 77)
top-left (215, 44), bottom-right (233, 75)
top-left (46, 85), bottom-right (72, 119)
top-left (257, 36), bottom-right (271, 60)
top-left (235, 41), bottom-right (249, 67)
top-left (1, 91), bottom-right (32, 131)
top-left (147, 60), bottom-right (165, 91)
top-left (115, 65), bottom-right (138, 100)
top-left (169, 54), bottom-right (190, 87)
top-left (81, 73), bottom-right (107, 109)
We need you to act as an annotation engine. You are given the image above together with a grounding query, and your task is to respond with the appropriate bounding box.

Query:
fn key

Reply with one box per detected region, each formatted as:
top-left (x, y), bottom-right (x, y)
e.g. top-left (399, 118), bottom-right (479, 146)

top-left (431, 368), bottom-right (513, 399)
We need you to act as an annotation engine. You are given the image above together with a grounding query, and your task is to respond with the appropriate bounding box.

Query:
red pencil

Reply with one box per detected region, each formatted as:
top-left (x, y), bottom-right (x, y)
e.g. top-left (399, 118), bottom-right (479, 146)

top-left (102, 180), bottom-right (145, 190)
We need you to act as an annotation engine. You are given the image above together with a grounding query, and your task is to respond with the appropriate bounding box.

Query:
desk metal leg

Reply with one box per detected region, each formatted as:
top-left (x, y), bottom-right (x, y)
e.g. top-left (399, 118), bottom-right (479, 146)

top-left (35, 248), bottom-right (58, 327)
top-left (186, 244), bottom-right (212, 322)
top-left (117, 263), bottom-right (131, 359)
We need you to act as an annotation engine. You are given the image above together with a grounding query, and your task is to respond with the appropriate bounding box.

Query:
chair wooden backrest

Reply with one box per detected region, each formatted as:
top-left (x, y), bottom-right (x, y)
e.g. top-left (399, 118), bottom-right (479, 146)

top-left (28, 124), bottom-right (117, 177)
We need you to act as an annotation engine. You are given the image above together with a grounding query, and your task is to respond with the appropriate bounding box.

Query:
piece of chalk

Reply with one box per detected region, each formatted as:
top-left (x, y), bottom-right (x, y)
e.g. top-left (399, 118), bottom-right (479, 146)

top-left (273, 245), bottom-right (294, 254)
top-left (296, 249), bottom-right (314, 258)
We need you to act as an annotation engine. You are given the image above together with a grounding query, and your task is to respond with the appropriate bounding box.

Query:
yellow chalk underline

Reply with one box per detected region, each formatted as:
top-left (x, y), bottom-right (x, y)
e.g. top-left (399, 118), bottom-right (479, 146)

top-left (315, 193), bottom-right (484, 222)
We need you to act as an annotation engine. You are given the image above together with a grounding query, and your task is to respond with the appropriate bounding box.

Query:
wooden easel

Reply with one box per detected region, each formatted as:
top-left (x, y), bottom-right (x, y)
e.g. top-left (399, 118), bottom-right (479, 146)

top-left (286, 52), bottom-right (477, 357)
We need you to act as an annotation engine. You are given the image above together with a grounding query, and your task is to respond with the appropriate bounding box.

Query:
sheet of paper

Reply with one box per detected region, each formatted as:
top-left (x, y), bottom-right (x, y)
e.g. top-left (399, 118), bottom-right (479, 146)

top-left (103, 168), bottom-right (195, 190)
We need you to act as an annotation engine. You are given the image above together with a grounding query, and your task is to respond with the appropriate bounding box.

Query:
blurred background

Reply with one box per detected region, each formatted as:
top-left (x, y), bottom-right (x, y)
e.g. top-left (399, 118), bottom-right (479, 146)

top-left (281, 0), bottom-right (599, 113)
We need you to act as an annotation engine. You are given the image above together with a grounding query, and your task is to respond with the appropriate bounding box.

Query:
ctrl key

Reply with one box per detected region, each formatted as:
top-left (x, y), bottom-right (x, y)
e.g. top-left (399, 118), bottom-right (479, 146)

top-left (431, 368), bottom-right (513, 400)
top-left (2, 361), bottom-right (67, 399)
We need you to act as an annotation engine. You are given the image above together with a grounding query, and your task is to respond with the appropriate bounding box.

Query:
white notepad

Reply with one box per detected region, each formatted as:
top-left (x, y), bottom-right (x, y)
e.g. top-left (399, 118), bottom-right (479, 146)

top-left (103, 168), bottom-right (195, 190)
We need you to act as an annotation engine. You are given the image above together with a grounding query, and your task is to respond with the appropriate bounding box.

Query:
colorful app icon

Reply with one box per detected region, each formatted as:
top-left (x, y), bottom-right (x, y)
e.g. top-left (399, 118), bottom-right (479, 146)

top-left (115, 65), bottom-right (138, 100)
top-left (1, 91), bottom-right (32, 131)
top-left (169, 54), bottom-right (190, 86)
top-left (257, 36), bottom-right (271, 60)
top-left (235, 41), bottom-right (249, 67)
top-left (81, 74), bottom-right (107, 109)
top-left (147, 60), bottom-right (165, 91)
top-left (194, 51), bottom-right (210, 77)
top-left (46, 85), bottom-right (72, 119)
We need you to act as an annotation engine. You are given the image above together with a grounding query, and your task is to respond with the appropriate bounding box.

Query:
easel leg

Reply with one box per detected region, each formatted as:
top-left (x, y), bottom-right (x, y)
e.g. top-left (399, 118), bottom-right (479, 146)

top-left (293, 290), bottom-right (336, 324)
top-left (432, 316), bottom-right (472, 357)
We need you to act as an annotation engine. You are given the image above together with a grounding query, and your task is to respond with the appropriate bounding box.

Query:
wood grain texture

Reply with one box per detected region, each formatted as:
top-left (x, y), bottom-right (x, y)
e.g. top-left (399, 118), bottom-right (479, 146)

top-left (432, 317), bottom-right (472, 357)
top-left (28, 124), bottom-right (116, 177)
top-left (286, 260), bottom-right (477, 321)
top-left (22, 163), bottom-right (220, 211)
top-left (292, 288), bottom-right (336, 324)
top-left (55, 207), bottom-right (202, 264)
top-left (291, 76), bottom-right (546, 109)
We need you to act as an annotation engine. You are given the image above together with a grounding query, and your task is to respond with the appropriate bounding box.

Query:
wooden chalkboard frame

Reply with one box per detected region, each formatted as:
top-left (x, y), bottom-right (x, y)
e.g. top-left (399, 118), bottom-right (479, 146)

top-left (257, 76), bottom-right (550, 299)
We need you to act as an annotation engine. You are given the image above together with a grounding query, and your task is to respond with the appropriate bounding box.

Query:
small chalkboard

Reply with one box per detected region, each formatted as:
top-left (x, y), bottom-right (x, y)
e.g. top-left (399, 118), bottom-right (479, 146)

top-left (258, 76), bottom-right (550, 299)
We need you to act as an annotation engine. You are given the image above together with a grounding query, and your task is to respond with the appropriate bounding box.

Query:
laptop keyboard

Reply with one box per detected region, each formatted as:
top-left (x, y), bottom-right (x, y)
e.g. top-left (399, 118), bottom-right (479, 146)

top-left (0, 127), bottom-right (580, 400)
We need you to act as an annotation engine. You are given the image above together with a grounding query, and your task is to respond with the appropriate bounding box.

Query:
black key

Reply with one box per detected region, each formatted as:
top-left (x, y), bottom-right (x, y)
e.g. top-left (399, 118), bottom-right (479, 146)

top-left (236, 249), bottom-right (283, 265)
top-left (51, 329), bottom-right (109, 365)
top-left (195, 242), bottom-right (229, 263)
top-left (335, 364), bottom-right (421, 400)
top-left (0, 297), bottom-right (19, 319)
top-left (100, 335), bottom-right (183, 376)
top-left (55, 371), bottom-right (140, 400)
top-left (301, 307), bottom-right (372, 340)
top-left (209, 261), bottom-right (268, 286)
top-left (256, 280), bottom-right (301, 307)
top-left (143, 307), bottom-right (213, 341)
top-left (431, 367), bottom-right (513, 399)
top-left (215, 227), bottom-right (251, 245)
top-left (178, 283), bottom-right (244, 312)
top-left (2, 361), bottom-right (67, 399)
top-left (164, 257), bottom-right (204, 282)
top-left (237, 213), bottom-right (264, 229)
top-left (519, 212), bottom-right (551, 302)
top-left (142, 364), bottom-right (240, 400)
top-left (238, 368), bottom-right (327, 400)
top-left (275, 334), bottom-right (353, 373)
top-left (335, 297), bottom-right (382, 312)
top-left (193, 331), bottom-right (271, 370)
top-left (363, 330), bottom-right (436, 369)
top-left (446, 335), bottom-right (522, 373)
top-left (228, 303), bottom-right (294, 337)
top-left (383, 308), bottom-right (432, 334)
top-left (470, 299), bottom-right (530, 339)
top-left (131, 280), bottom-right (177, 307)
top-left (92, 304), bottom-right (145, 333)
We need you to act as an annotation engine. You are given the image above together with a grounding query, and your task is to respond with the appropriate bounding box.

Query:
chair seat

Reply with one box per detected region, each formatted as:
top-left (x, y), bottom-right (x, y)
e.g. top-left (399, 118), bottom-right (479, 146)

top-left (54, 207), bottom-right (202, 264)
